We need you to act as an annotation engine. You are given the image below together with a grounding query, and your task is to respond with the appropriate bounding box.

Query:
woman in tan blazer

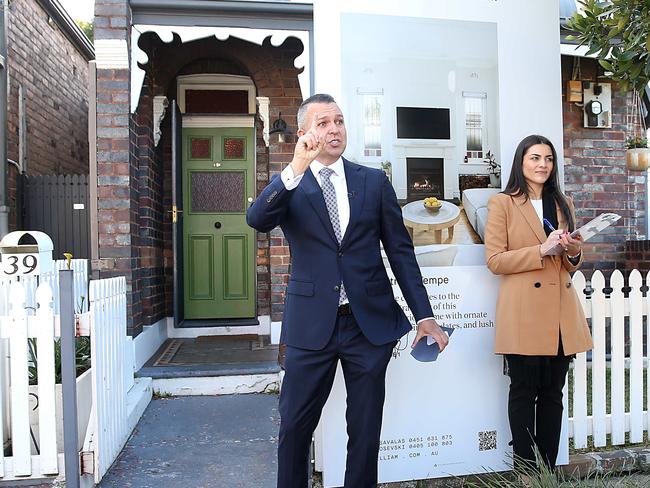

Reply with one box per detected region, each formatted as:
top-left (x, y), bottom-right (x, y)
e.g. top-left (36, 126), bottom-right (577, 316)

top-left (484, 135), bottom-right (592, 472)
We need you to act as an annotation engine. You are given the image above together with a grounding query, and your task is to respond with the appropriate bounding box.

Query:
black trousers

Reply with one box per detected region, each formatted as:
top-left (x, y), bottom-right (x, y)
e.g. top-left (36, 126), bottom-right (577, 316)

top-left (277, 313), bottom-right (395, 488)
top-left (506, 352), bottom-right (571, 470)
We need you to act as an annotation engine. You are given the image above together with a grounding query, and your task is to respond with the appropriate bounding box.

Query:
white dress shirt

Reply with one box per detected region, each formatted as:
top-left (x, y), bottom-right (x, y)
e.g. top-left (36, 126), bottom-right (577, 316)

top-left (280, 158), bottom-right (350, 237)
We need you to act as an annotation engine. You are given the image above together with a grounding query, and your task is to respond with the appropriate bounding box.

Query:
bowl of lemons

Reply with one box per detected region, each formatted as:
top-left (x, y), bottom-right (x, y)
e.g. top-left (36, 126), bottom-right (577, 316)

top-left (423, 197), bottom-right (442, 213)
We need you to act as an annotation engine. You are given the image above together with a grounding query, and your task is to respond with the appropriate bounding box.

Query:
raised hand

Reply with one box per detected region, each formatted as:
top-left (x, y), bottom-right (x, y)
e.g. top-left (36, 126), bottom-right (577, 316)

top-left (290, 112), bottom-right (325, 176)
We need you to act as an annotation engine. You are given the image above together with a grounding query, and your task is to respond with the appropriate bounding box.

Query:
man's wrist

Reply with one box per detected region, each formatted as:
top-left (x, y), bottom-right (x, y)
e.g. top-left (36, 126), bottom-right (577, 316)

top-left (417, 317), bottom-right (434, 325)
top-left (290, 159), bottom-right (310, 177)
top-left (281, 164), bottom-right (303, 191)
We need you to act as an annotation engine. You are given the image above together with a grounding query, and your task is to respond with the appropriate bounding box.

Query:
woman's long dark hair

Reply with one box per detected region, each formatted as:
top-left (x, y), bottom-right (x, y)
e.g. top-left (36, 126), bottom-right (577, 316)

top-left (503, 134), bottom-right (574, 232)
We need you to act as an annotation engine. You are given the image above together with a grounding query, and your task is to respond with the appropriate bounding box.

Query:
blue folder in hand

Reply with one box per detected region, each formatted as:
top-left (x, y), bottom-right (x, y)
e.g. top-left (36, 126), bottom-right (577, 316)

top-left (410, 326), bottom-right (455, 362)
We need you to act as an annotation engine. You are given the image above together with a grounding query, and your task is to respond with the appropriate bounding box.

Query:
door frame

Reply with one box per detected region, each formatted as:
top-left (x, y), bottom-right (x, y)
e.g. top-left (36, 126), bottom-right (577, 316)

top-left (172, 74), bottom-right (259, 327)
top-left (174, 115), bottom-right (258, 327)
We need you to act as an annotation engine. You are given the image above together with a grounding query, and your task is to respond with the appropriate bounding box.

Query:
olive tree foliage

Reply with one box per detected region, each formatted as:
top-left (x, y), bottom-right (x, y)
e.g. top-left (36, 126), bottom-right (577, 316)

top-left (567, 0), bottom-right (650, 92)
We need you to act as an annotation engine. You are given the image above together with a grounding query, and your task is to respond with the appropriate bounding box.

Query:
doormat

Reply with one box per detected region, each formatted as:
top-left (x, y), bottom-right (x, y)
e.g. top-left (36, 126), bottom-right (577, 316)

top-left (152, 337), bottom-right (278, 366)
top-left (153, 339), bottom-right (183, 366)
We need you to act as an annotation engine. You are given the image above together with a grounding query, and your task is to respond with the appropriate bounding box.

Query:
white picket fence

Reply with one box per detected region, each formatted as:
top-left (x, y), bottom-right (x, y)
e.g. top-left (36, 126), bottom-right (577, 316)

top-left (569, 268), bottom-right (649, 449)
top-left (0, 282), bottom-right (59, 479)
top-left (85, 277), bottom-right (131, 483)
top-left (0, 259), bottom-right (89, 315)
top-left (0, 273), bottom-right (132, 483)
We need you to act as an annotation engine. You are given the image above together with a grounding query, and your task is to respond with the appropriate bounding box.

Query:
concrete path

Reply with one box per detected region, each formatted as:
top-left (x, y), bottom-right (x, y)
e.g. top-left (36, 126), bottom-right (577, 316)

top-left (96, 393), bottom-right (650, 488)
top-left (98, 395), bottom-right (279, 488)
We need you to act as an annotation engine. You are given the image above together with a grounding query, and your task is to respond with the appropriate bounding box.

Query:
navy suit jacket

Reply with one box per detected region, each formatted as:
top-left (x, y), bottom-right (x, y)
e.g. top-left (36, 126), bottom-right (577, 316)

top-left (247, 158), bottom-right (434, 350)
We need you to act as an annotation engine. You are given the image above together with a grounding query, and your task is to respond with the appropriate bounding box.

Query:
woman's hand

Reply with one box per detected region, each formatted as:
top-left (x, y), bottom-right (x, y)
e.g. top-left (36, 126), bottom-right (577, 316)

top-left (560, 232), bottom-right (583, 257)
top-left (540, 229), bottom-right (566, 257)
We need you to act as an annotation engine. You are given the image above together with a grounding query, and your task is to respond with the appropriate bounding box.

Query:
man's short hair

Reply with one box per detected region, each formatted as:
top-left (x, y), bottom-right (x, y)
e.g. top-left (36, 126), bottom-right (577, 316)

top-left (297, 93), bottom-right (337, 130)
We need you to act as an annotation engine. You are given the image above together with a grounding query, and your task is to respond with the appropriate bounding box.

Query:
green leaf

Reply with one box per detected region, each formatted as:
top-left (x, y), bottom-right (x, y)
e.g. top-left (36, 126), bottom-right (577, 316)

top-left (598, 59), bottom-right (614, 72)
top-left (586, 44), bottom-right (603, 56)
top-left (646, 33), bottom-right (650, 52)
top-left (620, 50), bottom-right (636, 62)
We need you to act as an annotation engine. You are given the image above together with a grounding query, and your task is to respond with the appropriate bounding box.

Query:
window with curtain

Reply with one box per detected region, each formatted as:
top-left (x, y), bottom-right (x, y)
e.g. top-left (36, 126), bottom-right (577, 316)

top-left (464, 92), bottom-right (487, 160)
top-left (362, 94), bottom-right (382, 157)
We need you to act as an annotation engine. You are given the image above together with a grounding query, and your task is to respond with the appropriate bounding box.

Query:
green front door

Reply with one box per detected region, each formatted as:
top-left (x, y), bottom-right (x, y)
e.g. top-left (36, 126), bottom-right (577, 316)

top-left (182, 127), bottom-right (255, 320)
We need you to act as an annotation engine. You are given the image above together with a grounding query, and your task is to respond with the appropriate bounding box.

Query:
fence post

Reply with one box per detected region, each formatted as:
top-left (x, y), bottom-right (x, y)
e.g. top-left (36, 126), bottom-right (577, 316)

top-left (60, 269), bottom-right (80, 488)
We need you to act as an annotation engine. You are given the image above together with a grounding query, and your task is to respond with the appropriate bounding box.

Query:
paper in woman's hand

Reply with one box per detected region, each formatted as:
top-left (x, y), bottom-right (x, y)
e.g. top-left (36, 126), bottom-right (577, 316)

top-left (570, 213), bottom-right (621, 241)
top-left (547, 212), bottom-right (621, 255)
top-left (410, 326), bottom-right (454, 362)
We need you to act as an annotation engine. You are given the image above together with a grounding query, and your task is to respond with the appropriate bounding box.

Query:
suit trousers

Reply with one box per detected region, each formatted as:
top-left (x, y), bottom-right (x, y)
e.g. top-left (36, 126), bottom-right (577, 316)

top-left (506, 352), bottom-right (571, 471)
top-left (277, 313), bottom-right (395, 488)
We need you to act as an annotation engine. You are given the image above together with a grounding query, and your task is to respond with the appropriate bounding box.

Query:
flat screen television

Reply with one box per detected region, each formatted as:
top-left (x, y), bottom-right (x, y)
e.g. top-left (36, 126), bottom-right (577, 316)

top-left (396, 107), bottom-right (450, 140)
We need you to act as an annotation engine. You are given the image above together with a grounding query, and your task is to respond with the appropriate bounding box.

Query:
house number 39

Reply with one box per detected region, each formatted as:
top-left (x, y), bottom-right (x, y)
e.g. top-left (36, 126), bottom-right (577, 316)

top-left (1, 254), bottom-right (39, 276)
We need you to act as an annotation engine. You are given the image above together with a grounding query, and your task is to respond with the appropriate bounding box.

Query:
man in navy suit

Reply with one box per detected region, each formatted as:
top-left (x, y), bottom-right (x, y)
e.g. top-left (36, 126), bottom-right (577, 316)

top-left (247, 94), bottom-right (447, 488)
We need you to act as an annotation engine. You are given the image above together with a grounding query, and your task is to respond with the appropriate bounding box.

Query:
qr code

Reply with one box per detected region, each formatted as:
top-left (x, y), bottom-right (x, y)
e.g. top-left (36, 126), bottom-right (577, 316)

top-left (478, 430), bottom-right (497, 451)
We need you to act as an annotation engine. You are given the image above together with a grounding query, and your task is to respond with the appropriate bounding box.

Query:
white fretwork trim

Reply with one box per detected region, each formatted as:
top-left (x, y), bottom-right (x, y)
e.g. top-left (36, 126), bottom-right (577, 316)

top-left (131, 25), bottom-right (311, 113)
top-left (95, 39), bottom-right (129, 69)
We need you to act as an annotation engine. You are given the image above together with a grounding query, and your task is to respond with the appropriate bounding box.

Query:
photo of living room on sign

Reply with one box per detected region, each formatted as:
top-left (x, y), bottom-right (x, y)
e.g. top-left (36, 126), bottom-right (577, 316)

top-left (340, 14), bottom-right (500, 266)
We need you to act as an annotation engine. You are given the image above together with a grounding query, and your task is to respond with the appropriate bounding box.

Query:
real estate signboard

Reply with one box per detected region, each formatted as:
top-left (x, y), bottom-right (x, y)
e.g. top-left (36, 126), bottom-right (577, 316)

top-left (314, 263), bottom-right (569, 486)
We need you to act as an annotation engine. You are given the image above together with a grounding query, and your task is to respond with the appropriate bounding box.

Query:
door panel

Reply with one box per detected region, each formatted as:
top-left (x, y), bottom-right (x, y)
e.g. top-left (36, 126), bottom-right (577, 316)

top-left (224, 235), bottom-right (248, 299)
top-left (182, 127), bottom-right (255, 320)
top-left (188, 235), bottom-right (214, 299)
top-left (190, 171), bottom-right (245, 213)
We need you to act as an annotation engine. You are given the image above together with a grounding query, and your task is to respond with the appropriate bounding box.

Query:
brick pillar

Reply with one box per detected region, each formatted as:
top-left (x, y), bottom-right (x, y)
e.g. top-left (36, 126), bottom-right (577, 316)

top-left (94, 1), bottom-right (142, 334)
top-left (257, 57), bottom-right (302, 322)
top-left (267, 132), bottom-right (298, 322)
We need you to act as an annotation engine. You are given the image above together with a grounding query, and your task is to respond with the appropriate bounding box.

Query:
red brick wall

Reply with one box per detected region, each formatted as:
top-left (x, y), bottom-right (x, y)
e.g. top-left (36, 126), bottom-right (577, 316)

top-left (625, 240), bottom-right (650, 275)
top-left (561, 56), bottom-right (646, 277)
top-left (6, 0), bottom-right (90, 229)
top-left (132, 81), bottom-right (165, 326)
top-left (94, 0), bottom-right (141, 334)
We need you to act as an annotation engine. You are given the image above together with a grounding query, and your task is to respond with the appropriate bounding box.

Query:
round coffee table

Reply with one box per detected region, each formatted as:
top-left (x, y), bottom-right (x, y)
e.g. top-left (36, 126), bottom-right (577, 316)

top-left (402, 200), bottom-right (461, 244)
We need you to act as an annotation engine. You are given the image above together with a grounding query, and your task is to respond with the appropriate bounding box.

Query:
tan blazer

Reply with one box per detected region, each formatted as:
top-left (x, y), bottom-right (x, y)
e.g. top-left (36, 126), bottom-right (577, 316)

top-left (484, 193), bottom-right (593, 356)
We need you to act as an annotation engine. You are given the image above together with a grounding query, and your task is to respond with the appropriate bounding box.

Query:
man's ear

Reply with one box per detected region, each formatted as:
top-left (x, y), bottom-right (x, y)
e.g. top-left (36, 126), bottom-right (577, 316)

top-left (297, 128), bottom-right (305, 137)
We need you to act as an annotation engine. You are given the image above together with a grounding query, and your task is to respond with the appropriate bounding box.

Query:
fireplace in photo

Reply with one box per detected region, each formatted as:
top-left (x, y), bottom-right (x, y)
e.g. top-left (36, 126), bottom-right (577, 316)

top-left (406, 158), bottom-right (443, 202)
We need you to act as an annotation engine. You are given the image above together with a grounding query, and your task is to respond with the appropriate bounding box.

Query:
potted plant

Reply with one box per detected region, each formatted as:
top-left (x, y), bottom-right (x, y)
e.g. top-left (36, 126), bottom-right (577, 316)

top-left (626, 135), bottom-right (650, 172)
top-left (381, 161), bottom-right (392, 182)
top-left (484, 150), bottom-right (501, 187)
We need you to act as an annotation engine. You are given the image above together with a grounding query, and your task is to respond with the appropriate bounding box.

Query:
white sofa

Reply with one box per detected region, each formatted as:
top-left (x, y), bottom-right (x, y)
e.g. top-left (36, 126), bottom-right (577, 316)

top-left (461, 188), bottom-right (500, 241)
top-left (382, 244), bottom-right (487, 267)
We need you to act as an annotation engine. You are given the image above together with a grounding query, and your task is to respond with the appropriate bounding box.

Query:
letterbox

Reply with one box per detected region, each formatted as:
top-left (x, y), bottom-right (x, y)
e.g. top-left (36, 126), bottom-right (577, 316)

top-left (0, 231), bottom-right (54, 278)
